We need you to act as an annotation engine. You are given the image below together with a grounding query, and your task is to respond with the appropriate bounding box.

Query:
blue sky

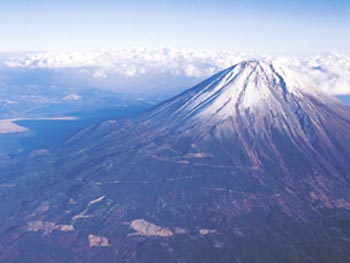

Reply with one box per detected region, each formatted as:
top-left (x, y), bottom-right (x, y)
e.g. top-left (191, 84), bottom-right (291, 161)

top-left (0, 0), bottom-right (349, 54)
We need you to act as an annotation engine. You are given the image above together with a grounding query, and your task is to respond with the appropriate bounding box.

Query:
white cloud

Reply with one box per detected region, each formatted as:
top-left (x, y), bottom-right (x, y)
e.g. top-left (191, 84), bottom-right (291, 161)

top-left (184, 64), bottom-right (202, 77)
top-left (63, 93), bottom-right (82, 101)
top-left (4, 48), bottom-right (350, 95)
top-left (93, 70), bottom-right (107, 78)
top-left (4, 47), bottom-right (248, 78)
top-left (275, 52), bottom-right (350, 95)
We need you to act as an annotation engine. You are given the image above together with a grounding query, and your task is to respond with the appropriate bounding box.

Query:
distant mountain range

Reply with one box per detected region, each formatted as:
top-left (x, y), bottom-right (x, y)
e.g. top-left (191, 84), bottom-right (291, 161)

top-left (0, 60), bottom-right (350, 263)
top-left (0, 70), bottom-right (150, 119)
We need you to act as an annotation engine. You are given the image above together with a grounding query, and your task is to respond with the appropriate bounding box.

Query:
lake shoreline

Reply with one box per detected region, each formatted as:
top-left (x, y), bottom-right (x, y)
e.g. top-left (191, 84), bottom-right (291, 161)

top-left (0, 117), bottom-right (77, 134)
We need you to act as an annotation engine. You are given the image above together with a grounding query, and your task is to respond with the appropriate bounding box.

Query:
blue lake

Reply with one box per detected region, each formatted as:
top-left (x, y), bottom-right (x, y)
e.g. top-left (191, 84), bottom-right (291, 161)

top-left (0, 106), bottom-right (147, 155)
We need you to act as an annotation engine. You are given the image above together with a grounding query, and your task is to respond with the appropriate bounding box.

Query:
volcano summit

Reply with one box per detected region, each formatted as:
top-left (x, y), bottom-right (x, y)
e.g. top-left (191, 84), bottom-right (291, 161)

top-left (1, 61), bottom-right (350, 263)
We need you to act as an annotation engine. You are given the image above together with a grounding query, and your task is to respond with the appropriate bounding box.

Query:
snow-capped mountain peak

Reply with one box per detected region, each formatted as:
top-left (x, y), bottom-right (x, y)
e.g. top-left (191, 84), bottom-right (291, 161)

top-left (142, 60), bottom-right (333, 128)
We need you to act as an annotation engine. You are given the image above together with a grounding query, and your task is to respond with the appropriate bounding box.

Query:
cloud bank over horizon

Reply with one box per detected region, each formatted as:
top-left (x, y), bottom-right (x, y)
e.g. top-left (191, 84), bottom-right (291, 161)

top-left (3, 47), bottom-right (350, 96)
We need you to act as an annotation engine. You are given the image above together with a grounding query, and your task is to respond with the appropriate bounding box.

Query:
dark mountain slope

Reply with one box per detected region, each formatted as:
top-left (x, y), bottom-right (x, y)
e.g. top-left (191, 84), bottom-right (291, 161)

top-left (1, 61), bottom-right (350, 263)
